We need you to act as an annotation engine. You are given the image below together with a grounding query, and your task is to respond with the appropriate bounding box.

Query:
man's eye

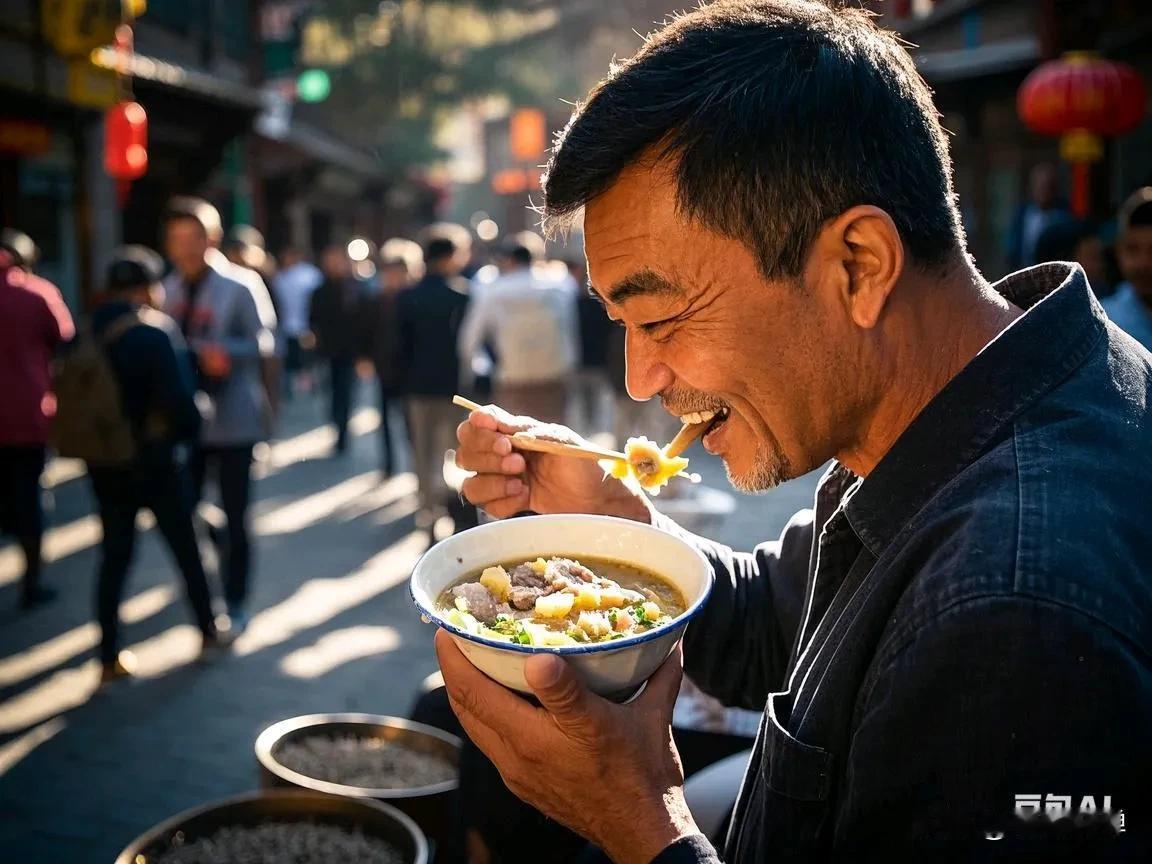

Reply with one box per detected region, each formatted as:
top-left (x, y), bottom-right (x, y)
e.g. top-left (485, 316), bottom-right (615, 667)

top-left (638, 319), bottom-right (673, 335)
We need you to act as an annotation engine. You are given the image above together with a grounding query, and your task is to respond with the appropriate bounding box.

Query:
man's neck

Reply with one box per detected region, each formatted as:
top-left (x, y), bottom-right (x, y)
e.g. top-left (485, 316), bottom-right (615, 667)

top-left (839, 262), bottom-right (1024, 478)
top-left (182, 265), bottom-right (209, 286)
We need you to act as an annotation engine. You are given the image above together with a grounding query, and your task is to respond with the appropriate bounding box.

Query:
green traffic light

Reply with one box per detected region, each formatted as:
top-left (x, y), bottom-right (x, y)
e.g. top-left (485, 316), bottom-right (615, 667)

top-left (297, 69), bottom-right (331, 103)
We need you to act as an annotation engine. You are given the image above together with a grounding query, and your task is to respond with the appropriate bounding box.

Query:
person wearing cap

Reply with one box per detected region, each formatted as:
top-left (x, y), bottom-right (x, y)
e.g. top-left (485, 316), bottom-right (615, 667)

top-left (0, 229), bottom-right (75, 610)
top-left (90, 247), bottom-right (230, 683)
top-left (457, 231), bottom-right (579, 423)
top-left (162, 197), bottom-right (277, 633)
top-left (1103, 187), bottom-right (1152, 351)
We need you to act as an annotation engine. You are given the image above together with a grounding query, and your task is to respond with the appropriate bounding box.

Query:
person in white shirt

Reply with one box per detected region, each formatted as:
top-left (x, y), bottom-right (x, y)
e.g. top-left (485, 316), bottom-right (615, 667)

top-left (272, 246), bottom-right (323, 398)
top-left (458, 233), bottom-right (579, 422)
top-left (1103, 187), bottom-right (1152, 352)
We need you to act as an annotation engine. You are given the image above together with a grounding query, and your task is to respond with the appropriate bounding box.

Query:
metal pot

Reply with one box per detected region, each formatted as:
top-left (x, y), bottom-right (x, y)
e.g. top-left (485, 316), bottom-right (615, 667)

top-left (115, 788), bottom-right (428, 864)
top-left (255, 714), bottom-right (460, 848)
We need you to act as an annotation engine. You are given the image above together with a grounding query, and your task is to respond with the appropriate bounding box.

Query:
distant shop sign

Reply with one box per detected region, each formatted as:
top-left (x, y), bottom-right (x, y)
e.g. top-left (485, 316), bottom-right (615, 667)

top-left (0, 118), bottom-right (52, 156)
top-left (42, 0), bottom-right (121, 57)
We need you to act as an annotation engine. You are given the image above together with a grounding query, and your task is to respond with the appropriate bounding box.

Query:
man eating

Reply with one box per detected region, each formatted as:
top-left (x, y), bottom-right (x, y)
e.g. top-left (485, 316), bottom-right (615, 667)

top-left (445, 2), bottom-right (1151, 862)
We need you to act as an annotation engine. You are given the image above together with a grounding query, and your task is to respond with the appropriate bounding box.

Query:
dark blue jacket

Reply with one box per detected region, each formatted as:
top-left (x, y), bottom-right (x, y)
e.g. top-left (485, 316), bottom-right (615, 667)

top-left (92, 300), bottom-right (200, 466)
top-left (397, 273), bottom-right (470, 396)
top-left (656, 264), bottom-right (1151, 863)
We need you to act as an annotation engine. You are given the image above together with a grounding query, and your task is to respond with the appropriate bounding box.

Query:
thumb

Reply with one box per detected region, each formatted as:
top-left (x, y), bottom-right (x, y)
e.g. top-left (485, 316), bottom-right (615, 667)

top-left (524, 654), bottom-right (599, 731)
top-left (636, 643), bottom-right (685, 718)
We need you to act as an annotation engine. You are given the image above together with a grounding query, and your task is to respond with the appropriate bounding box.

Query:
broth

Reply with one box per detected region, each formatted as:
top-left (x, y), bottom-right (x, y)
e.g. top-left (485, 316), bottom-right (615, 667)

top-left (436, 555), bottom-right (687, 646)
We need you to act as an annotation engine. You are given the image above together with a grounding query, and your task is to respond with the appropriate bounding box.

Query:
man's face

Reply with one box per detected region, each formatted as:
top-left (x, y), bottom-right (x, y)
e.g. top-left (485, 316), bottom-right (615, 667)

top-left (165, 218), bottom-right (210, 280)
top-left (380, 263), bottom-right (409, 291)
top-left (1030, 165), bottom-right (1059, 210)
top-left (584, 162), bottom-right (853, 492)
top-left (1117, 224), bottom-right (1152, 300)
top-left (322, 247), bottom-right (351, 278)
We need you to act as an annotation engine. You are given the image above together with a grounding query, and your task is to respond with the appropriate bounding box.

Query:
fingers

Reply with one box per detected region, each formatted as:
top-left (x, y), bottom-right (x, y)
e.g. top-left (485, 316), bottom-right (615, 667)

top-left (459, 476), bottom-right (530, 517)
top-left (524, 653), bottom-right (605, 736)
top-left (454, 424), bottom-right (526, 475)
top-left (435, 630), bottom-right (536, 759)
top-left (636, 643), bottom-right (685, 718)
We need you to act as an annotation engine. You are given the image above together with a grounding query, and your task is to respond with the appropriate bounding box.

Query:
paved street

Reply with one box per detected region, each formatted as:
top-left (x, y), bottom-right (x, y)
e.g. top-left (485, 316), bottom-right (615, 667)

top-left (0, 386), bottom-right (820, 862)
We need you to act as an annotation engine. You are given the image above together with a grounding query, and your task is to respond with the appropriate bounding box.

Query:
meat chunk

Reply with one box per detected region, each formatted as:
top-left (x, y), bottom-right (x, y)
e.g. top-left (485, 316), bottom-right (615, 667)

top-left (508, 585), bottom-right (547, 610)
top-left (452, 582), bottom-right (503, 622)
top-left (552, 558), bottom-right (596, 582)
top-left (510, 564), bottom-right (547, 590)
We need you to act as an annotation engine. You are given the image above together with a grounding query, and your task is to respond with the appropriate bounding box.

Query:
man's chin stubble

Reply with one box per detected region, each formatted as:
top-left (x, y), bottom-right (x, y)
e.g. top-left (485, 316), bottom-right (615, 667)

top-left (725, 448), bottom-right (791, 494)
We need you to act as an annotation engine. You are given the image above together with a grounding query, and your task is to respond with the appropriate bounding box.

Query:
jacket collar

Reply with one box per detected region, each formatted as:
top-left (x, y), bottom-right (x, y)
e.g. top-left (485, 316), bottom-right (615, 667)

top-left (843, 263), bottom-right (1107, 558)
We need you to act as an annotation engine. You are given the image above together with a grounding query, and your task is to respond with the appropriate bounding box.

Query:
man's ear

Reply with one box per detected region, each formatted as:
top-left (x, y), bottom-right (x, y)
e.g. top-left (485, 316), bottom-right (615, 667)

top-left (811, 205), bottom-right (904, 330)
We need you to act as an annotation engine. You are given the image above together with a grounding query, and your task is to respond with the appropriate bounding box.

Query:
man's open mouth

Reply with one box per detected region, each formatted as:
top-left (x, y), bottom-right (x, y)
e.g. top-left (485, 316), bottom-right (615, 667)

top-left (678, 406), bottom-right (731, 438)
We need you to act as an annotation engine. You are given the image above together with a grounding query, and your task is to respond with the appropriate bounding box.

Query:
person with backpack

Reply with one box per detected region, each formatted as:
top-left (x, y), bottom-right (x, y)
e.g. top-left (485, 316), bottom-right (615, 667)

top-left (58, 248), bottom-right (229, 683)
top-left (0, 229), bottom-right (74, 611)
top-left (162, 197), bottom-right (277, 633)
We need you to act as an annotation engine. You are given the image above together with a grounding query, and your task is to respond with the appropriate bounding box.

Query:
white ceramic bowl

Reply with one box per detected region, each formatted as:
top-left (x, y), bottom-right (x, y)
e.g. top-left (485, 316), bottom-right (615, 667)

top-left (410, 514), bottom-right (713, 699)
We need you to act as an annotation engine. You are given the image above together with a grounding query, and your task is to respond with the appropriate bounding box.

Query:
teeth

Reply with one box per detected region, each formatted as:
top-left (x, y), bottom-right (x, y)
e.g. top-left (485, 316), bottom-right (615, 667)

top-left (679, 410), bottom-right (717, 426)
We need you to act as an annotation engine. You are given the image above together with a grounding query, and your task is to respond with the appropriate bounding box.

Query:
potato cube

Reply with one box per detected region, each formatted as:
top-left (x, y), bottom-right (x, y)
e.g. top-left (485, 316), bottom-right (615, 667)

top-left (642, 601), bottom-right (662, 621)
top-left (613, 609), bottom-right (636, 632)
top-left (599, 586), bottom-right (627, 608)
top-left (479, 566), bottom-right (511, 602)
top-left (530, 557), bottom-right (549, 575)
top-left (577, 611), bottom-right (610, 639)
top-left (534, 592), bottom-right (575, 618)
top-left (572, 584), bottom-right (601, 611)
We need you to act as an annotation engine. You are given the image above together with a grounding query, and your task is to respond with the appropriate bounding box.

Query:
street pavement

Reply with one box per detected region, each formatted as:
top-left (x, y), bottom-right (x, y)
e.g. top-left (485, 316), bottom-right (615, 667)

top-left (0, 384), bottom-right (820, 862)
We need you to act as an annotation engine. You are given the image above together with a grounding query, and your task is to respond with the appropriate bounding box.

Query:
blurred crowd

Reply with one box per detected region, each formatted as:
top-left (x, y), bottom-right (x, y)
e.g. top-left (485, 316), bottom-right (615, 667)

top-left (2, 177), bottom-right (1151, 685)
top-left (0, 197), bottom-right (670, 684)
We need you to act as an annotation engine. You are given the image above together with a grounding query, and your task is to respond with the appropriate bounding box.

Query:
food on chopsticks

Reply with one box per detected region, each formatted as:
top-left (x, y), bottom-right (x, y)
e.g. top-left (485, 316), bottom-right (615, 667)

top-left (450, 394), bottom-right (720, 494)
top-left (438, 555), bottom-right (687, 647)
top-left (609, 436), bottom-right (693, 493)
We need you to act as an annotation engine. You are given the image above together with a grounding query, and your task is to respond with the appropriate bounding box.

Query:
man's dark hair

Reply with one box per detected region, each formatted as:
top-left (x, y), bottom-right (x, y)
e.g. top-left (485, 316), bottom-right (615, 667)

top-left (107, 245), bottom-right (165, 293)
top-left (165, 196), bottom-right (223, 241)
top-left (0, 228), bottom-right (39, 268)
top-left (1119, 187), bottom-right (1152, 234)
top-left (420, 223), bottom-right (471, 264)
top-left (543, 0), bottom-right (965, 278)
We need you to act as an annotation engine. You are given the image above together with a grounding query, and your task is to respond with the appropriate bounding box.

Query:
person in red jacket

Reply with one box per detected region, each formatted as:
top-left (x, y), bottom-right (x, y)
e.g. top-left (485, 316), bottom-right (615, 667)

top-left (0, 229), bottom-right (75, 610)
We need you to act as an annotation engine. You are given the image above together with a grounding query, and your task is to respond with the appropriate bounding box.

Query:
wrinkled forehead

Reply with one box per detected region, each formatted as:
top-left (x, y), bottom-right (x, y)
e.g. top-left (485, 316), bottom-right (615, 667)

top-left (583, 161), bottom-right (685, 289)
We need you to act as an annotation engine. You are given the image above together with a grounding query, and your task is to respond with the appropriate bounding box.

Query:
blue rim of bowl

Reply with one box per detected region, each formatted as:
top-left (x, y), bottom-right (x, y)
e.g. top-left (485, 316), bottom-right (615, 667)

top-left (409, 516), bottom-right (714, 655)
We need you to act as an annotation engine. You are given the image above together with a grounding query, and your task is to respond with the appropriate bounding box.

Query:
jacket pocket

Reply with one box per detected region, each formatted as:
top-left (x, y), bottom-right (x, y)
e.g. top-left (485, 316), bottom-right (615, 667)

top-left (740, 690), bottom-right (834, 862)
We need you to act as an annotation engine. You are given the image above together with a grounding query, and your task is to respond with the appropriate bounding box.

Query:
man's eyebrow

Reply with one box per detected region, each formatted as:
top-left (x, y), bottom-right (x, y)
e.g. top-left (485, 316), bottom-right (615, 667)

top-left (605, 268), bottom-right (682, 305)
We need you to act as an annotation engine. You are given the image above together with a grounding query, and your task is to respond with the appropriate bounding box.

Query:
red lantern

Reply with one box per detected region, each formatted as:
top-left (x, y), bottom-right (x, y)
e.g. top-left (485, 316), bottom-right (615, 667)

top-left (1017, 53), bottom-right (1147, 217)
top-left (104, 101), bottom-right (148, 180)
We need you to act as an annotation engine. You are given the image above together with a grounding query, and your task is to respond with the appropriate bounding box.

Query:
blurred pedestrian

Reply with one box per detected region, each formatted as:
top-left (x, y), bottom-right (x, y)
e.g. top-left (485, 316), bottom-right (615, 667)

top-left (1007, 163), bottom-right (1070, 270)
top-left (162, 197), bottom-right (276, 632)
top-left (83, 248), bottom-right (230, 683)
top-left (1104, 187), bottom-right (1152, 351)
top-left (361, 238), bottom-right (421, 477)
top-left (221, 225), bottom-right (282, 431)
top-left (399, 224), bottom-right (471, 524)
top-left (273, 245), bottom-right (323, 399)
top-left (1035, 218), bottom-right (1111, 297)
top-left (0, 229), bottom-right (74, 610)
top-left (567, 257), bottom-right (615, 435)
top-left (309, 244), bottom-right (364, 454)
top-left (457, 232), bottom-right (578, 423)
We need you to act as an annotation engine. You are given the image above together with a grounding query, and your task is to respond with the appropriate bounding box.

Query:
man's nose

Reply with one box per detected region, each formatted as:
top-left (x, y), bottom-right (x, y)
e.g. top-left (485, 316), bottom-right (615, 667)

top-left (624, 329), bottom-right (674, 402)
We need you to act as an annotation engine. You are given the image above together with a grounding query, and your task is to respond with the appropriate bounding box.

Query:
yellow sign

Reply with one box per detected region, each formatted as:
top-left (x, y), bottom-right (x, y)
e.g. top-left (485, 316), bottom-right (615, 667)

top-left (42, 0), bottom-right (122, 57)
top-left (67, 59), bottom-right (119, 109)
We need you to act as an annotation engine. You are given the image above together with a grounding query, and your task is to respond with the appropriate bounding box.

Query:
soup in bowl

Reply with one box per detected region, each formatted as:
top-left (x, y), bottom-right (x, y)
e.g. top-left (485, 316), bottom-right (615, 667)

top-left (410, 514), bottom-right (713, 699)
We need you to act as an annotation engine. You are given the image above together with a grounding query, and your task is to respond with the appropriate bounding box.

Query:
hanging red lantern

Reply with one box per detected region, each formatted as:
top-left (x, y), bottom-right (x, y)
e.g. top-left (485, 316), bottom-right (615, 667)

top-left (1017, 52), bottom-right (1147, 217)
top-left (104, 101), bottom-right (148, 180)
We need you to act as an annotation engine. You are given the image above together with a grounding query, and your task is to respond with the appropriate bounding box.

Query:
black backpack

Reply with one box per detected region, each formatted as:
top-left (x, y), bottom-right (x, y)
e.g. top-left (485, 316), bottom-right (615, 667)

top-left (53, 313), bottom-right (140, 467)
